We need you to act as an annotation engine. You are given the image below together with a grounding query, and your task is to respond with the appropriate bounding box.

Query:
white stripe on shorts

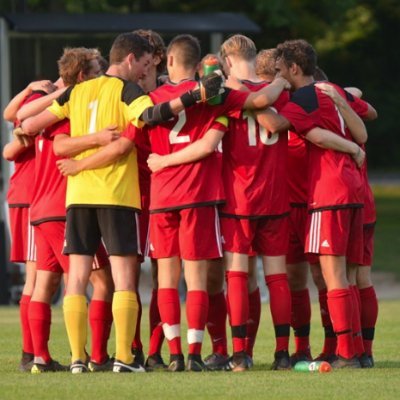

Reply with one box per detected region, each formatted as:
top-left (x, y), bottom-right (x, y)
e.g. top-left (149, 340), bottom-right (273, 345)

top-left (27, 209), bottom-right (36, 262)
top-left (135, 213), bottom-right (142, 256)
top-left (308, 211), bottom-right (321, 254)
top-left (214, 206), bottom-right (223, 257)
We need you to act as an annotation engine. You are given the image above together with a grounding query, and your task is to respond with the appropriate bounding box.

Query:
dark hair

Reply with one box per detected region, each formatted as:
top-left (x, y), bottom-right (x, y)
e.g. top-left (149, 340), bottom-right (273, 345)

top-left (276, 39), bottom-right (317, 76)
top-left (133, 29), bottom-right (167, 74)
top-left (167, 34), bottom-right (201, 69)
top-left (109, 32), bottom-right (153, 64)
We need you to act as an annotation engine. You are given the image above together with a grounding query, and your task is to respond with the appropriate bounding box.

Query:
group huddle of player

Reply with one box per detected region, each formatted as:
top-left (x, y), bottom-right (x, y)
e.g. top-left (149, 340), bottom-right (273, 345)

top-left (2, 29), bottom-right (378, 374)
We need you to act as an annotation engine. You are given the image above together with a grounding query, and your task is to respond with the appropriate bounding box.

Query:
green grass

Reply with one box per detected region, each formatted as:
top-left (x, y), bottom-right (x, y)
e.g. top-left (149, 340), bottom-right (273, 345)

top-left (0, 302), bottom-right (399, 400)
top-left (372, 185), bottom-right (400, 278)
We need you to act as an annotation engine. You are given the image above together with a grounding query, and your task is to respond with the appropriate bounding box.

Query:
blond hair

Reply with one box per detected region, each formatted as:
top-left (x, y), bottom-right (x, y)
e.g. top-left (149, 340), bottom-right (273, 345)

top-left (255, 49), bottom-right (277, 79)
top-left (220, 34), bottom-right (257, 61)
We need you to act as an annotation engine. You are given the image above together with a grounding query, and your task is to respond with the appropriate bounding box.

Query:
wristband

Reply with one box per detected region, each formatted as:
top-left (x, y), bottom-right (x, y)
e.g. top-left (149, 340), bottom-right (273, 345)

top-left (180, 91), bottom-right (197, 107)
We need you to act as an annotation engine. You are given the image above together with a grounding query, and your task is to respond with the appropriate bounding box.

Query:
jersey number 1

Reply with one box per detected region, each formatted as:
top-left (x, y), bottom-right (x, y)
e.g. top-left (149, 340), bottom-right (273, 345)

top-left (244, 109), bottom-right (279, 146)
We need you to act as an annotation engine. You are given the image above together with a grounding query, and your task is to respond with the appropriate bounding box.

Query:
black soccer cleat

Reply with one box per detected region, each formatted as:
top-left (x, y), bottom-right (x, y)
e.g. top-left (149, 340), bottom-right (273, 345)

top-left (271, 350), bottom-right (291, 370)
top-left (331, 355), bottom-right (361, 369)
top-left (359, 352), bottom-right (374, 368)
top-left (31, 359), bottom-right (68, 374)
top-left (70, 359), bottom-right (89, 374)
top-left (226, 351), bottom-right (253, 372)
top-left (204, 352), bottom-right (229, 371)
top-left (186, 354), bottom-right (208, 372)
top-left (145, 353), bottom-right (167, 371)
top-left (19, 351), bottom-right (34, 372)
top-left (88, 356), bottom-right (114, 372)
top-left (314, 352), bottom-right (338, 364)
top-left (131, 347), bottom-right (145, 367)
top-left (113, 358), bottom-right (146, 373)
top-left (167, 354), bottom-right (185, 372)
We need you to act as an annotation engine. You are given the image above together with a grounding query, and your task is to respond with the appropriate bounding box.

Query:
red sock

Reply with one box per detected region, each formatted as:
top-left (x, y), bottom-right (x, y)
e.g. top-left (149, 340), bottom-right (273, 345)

top-left (327, 288), bottom-right (355, 359)
top-left (158, 288), bottom-right (181, 355)
top-left (148, 289), bottom-right (164, 355)
top-left (89, 300), bottom-right (113, 363)
top-left (207, 291), bottom-right (228, 356)
top-left (227, 271), bottom-right (248, 353)
top-left (350, 285), bottom-right (364, 356)
top-left (19, 295), bottom-right (34, 354)
top-left (359, 286), bottom-right (378, 356)
top-left (318, 288), bottom-right (336, 355)
top-left (265, 274), bottom-right (291, 353)
top-left (291, 289), bottom-right (311, 355)
top-left (132, 292), bottom-right (143, 351)
top-left (246, 287), bottom-right (261, 357)
top-left (186, 290), bottom-right (208, 355)
top-left (28, 301), bottom-right (51, 363)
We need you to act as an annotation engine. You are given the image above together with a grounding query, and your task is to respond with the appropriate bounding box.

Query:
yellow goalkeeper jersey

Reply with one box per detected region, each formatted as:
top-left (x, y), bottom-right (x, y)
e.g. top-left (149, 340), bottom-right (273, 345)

top-left (48, 74), bottom-right (153, 209)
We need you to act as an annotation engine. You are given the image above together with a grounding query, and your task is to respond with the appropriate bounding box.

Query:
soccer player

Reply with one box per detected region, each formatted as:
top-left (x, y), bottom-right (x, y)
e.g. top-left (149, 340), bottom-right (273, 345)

top-left (2, 80), bottom-right (56, 372)
top-left (21, 32), bottom-right (224, 374)
top-left (257, 39), bottom-right (377, 368)
top-left (133, 29), bottom-right (168, 370)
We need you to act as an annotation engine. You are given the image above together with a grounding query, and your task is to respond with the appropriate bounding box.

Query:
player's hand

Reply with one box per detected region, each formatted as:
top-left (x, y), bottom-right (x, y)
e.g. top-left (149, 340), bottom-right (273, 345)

top-left (56, 159), bottom-right (82, 176)
top-left (273, 76), bottom-right (291, 90)
top-left (315, 82), bottom-right (342, 105)
top-left (194, 70), bottom-right (225, 102)
top-left (28, 80), bottom-right (57, 94)
top-left (147, 153), bottom-right (168, 172)
top-left (12, 127), bottom-right (34, 147)
top-left (352, 145), bottom-right (366, 168)
top-left (96, 125), bottom-right (120, 146)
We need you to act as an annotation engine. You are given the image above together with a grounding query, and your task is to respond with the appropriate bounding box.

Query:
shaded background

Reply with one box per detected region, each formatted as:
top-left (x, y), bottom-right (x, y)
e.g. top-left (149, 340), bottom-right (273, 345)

top-left (1, 0), bottom-right (399, 170)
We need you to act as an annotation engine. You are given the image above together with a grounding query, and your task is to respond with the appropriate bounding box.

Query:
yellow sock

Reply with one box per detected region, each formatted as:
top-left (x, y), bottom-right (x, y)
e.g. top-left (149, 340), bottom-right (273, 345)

top-left (63, 295), bottom-right (88, 363)
top-left (112, 291), bottom-right (138, 364)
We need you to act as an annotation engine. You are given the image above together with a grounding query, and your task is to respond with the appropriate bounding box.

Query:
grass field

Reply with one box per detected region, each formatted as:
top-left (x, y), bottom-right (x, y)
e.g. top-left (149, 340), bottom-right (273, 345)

top-left (372, 185), bottom-right (400, 278)
top-left (1, 301), bottom-right (399, 400)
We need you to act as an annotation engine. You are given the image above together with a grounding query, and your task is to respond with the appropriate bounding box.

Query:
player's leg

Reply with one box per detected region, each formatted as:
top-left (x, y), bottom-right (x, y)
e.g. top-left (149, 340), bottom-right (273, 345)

top-left (258, 216), bottom-right (291, 370)
top-left (204, 257), bottom-right (229, 370)
top-left (88, 249), bottom-right (114, 372)
top-left (131, 261), bottom-right (144, 365)
top-left (246, 255), bottom-right (260, 361)
top-left (30, 221), bottom-right (69, 373)
top-left (311, 262), bottom-right (337, 362)
top-left (286, 261), bottom-right (312, 364)
top-left (180, 206), bottom-right (222, 371)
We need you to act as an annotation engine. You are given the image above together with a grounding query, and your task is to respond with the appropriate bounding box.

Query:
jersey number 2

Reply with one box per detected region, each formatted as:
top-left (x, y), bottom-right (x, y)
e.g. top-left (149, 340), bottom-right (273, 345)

top-left (169, 111), bottom-right (190, 144)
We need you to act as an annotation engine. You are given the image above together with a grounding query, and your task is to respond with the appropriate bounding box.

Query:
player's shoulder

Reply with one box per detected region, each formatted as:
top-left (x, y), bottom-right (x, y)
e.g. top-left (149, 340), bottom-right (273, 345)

top-left (290, 83), bottom-right (318, 113)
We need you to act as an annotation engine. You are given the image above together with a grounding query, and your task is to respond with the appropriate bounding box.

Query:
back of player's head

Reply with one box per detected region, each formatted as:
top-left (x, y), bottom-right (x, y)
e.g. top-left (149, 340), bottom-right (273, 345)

top-left (314, 66), bottom-right (328, 81)
top-left (276, 39), bottom-right (317, 76)
top-left (58, 47), bottom-right (99, 86)
top-left (133, 29), bottom-right (167, 74)
top-left (109, 32), bottom-right (154, 65)
top-left (255, 48), bottom-right (277, 78)
top-left (167, 34), bottom-right (201, 69)
top-left (220, 34), bottom-right (257, 62)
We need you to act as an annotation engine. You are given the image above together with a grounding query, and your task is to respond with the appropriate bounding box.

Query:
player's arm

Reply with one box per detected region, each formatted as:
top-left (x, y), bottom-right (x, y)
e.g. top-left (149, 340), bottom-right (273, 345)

top-left (53, 125), bottom-right (120, 157)
top-left (254, 107), bottom-right (291, 133)
top-left (3, 80), bottom-right (56, 122)
top-left (140, 71), bottom-right (225, 125)
top-left (306, 128), bottom-right (365, 168)
top-left (225, 76), bottom-right (290, 110)
top-left (147, 127), bottom-right (225, 173)
top-left (56, 137), bottom-right (134, 176)
top-left (315, 82), bottom-right (367, 144)
top-left (17, 87), bottom-right (66, 121)
top-left (2, 137), bottom-right (34, 161)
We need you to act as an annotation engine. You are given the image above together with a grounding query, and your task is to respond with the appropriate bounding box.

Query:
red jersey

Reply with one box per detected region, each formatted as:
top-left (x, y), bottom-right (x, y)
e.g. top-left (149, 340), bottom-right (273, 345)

top-left (280, 83), bottom-right (369, 212)
top-left (220, 81), bottom-right (290, 218)
top-left (6, 92), bottom-right (45, 206)
top-left (30, 120), bottom-right (70, 225)
top-left (287, 131), bottom-right (308, 206)
top-left (362, 154), bottom-right (376, 225)
top-left (145, 80), bottom-right (248, 212)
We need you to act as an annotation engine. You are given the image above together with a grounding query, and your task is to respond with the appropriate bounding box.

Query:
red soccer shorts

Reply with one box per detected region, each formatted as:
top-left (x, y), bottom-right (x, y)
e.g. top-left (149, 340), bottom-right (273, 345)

top-left (305, 208), bottom-right (364, 264)
top-left (8, 206), bottom-right (36, 263)
top-left (220, 214), bottom-right (289, 256)
top-left (360, 224), bottom-right (375, 267)
top-left (34, 221), bottom-right (69, 273)
top-left (149, 206), bottom-right (223, 260)
top-left (287, 206), bottom-right (318, 265)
